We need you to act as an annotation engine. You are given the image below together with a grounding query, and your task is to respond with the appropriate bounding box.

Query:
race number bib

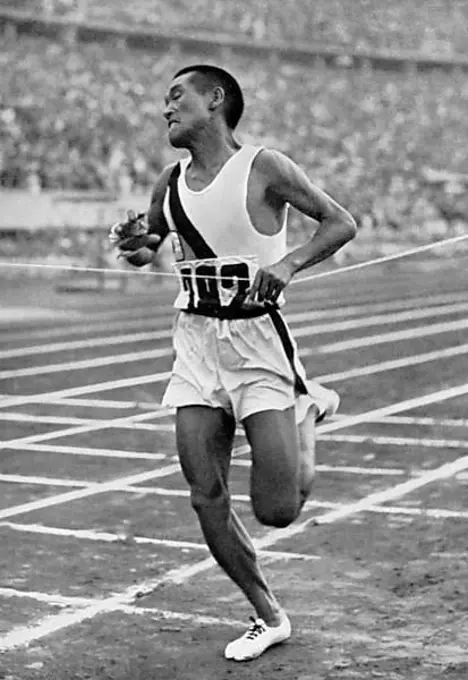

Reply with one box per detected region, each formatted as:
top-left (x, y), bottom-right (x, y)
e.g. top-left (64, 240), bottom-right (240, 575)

top-left (172, 255), bottom-right (258, 312)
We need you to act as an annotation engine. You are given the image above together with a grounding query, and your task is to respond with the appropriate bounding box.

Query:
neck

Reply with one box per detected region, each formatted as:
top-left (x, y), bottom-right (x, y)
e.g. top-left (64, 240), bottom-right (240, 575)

top-left (187, 127), bottom-right (241, 172)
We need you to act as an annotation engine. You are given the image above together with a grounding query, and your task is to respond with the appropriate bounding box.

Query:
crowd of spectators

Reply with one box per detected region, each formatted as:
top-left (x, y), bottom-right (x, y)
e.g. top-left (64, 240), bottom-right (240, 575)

top-left (1, 32), bottom-right (467, 244)
top-left (3, 0), bottom-right (468, 57)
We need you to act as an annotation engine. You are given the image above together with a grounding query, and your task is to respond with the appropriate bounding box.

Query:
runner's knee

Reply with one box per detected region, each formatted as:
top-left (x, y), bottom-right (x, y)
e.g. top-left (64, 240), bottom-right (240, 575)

top-left (251, 495), bottom-right (300, 528)
top-left (190, 481), bottom-right (230, 515)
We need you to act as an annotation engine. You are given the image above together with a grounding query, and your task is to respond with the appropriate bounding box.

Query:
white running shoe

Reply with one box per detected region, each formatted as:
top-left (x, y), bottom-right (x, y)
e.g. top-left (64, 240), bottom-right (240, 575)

top-left (224, 614), bottom-right (291, 662)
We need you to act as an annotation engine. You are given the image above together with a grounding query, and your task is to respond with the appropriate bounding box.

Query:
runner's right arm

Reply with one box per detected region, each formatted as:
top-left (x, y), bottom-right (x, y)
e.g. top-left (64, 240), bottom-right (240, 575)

top-left (118, 163), bottom-right (176, 267)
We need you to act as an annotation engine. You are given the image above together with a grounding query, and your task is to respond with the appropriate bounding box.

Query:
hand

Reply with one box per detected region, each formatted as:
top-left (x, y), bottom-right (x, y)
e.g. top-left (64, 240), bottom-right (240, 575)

top-left (109, 209), bottom-right (147, 242)
top-left (109, 210), bottom-right (160, 257)
top-left (245, 260), bottom-right (294, 304)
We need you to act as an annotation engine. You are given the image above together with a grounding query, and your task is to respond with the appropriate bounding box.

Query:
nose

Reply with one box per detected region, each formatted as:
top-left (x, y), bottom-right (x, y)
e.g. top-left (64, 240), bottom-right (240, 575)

top-left (163, 102), bottom-right (176, 120)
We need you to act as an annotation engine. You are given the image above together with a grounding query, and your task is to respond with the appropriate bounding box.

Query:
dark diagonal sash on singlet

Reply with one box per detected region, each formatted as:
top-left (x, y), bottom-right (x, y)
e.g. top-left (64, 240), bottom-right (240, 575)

top-left (268, 309), bottom-right (308, 395)
top-left (168, 164), bottom-right (217, 259)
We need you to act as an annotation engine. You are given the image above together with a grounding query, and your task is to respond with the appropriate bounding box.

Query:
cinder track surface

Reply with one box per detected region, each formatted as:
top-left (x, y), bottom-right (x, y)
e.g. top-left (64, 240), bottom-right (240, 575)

top-left (0, 260), bottom-right (467, 680)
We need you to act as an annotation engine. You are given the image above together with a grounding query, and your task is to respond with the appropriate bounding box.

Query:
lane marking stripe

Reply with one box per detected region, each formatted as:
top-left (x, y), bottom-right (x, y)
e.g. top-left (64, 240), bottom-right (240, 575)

top-left (2, 322), bottom-right (468, 412)
top-left (2, 289), bottom-right (466, 345)
top-left (3, 314), bottom-right (468, 381)
top-left (317, 342), bottom-right (468, 383)
top-left (1, 452), bottom-right (467, 650)
top-left (0, 373), bottom-right (172, 410)
top-left (3, 300), bottom-right (468, 361)
top-left (0, 381), bottom-right (466, 524)
top-left (0, 412), bottom-right (173, 432)
top-left (310, 318), bottom-right (468, 355)
top-left (0, 524), bottom-right (320, 562)
top-left (5, 443), bottom-right (167, 461)
top-left (0, 463), bottom-right (182, 522)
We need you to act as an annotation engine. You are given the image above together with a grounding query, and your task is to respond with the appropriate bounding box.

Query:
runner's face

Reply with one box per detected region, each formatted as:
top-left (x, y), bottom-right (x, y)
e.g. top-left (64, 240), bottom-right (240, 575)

top-left (164, 74), bottom-right (211, 148)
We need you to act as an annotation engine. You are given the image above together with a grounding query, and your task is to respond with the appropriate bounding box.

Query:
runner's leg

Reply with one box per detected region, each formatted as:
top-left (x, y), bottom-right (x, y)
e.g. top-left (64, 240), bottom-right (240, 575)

top-left (176, 405), bottom-right (283, 625)
top-left (297, 402), bottom-right (320, 507)
top-left (243, 405), bottom-right (318, 525)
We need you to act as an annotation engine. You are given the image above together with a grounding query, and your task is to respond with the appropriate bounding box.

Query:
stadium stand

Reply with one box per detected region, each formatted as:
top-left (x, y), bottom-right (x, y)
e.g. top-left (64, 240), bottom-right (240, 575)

top-left (1, 31), bottom-right (467, 239)
top-left (1, 0), bottom-right (467, 56)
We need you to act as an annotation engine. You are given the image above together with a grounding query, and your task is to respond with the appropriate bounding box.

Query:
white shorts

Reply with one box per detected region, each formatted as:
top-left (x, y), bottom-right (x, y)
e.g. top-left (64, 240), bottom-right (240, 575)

top-left (162, 310), bottom-right (315, 423)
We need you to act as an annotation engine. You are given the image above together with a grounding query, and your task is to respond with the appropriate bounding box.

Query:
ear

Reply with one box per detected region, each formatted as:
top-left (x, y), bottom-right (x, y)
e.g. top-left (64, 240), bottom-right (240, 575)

top-left (209, 86), bottom-right (225, 111)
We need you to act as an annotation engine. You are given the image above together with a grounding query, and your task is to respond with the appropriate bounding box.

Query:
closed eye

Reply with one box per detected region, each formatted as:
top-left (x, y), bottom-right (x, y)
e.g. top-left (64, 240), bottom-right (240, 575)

top-left (164, 86), bottom-right (183, 106)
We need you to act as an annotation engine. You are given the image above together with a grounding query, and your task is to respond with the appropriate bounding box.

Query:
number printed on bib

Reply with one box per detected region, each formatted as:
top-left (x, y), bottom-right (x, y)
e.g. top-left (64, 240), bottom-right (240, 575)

top-left (172, 256), bottom-right (258, 311)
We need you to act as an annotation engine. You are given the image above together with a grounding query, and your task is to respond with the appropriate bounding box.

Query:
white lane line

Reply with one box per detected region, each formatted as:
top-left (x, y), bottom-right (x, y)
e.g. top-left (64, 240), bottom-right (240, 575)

top-left (319, 434), bottom-right (468, 449)
top-left (0, 397), bottom-right (173, 411)
top-left (6, 440), bottom-right (413, 473)
top-left (0, 410), bottom-right (167, 452)
top-left (0, 312), bottom-right (174, 344)
top-left (333, 414), bottom-right (468, 428)
top-left (0, 523), bottom-right (320, 562)
top-left (7, 457), bottom-right (467, 650)
top-left (6, 443), bottom-right (167, 461)
top-left (4, 303), bottom-right (468, 381)
top-left (308, 317), bottom-right (468, 355)
top-left (2, 316), bottom-right (468, 407)
top-left (285, 291), bottom-right (468, 324)
top-left (0, 313), bottom-right (456, 382)
top-left (292, 301), bottom-right (468, 339)
top-left (3, 290), bottom-right (465, 346)
top-left (0, 347), bottom-right (172, 380)
top-left (4, 313), bottom-right (468, 383)
top-left (0, 372), bottom-right (171, 410)
top-left (0, 474), bottom-right (91, 488)
top-left (3, 300), bottom-right (468, 361)
top-left (1, 382), bottom-right (467, 522)
top-left (0, 328), bottom-right (172, 360)
top-left (1, 449), bottom-right (467, 652)
top-left (312, 456), bottom-right (468, 525)
top-left (0, 585), bottom-right (246, 630)
top-left (36, 398), bottom-right (137, 409)
top-left (231, 460), bottom-right (406, 476)
top-left (0, 463), bottom-right (408, 491)
top-left (0, 463), bottom-right (181, 522)
top-left (0, 412), bottom-right (173, 432)
top-left (0, 588), bottom-right (96, 609)
top-left (7, 335), bottom-right (468, 417)
top-left (317, 382), bottom-right (468, 434)
top-left (316, 342), bottom-right (468, 383)
top-left (13, 484), bottom-right (464, 521)
top-left (47, 485), bottom-right (467, 519)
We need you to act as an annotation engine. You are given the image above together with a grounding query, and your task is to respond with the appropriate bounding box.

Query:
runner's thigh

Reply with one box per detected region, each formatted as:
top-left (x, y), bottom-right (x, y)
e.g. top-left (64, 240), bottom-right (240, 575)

top-left (176, 405), bottom-right (236, 498)
top-left (242, 406), bottom-right (300, 525)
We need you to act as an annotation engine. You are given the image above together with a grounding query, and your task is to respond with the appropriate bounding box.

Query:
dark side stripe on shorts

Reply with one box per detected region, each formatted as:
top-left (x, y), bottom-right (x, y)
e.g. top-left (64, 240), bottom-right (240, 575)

top-left (168, 164), bottom-right (218, 260)
top-left (268, 308), bottom-right (308, 396)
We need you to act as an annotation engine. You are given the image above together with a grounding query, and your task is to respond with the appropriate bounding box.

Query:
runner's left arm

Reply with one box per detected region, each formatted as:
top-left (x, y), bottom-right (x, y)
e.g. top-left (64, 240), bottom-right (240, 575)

top-left (247, 149), bottom-right (357, 303)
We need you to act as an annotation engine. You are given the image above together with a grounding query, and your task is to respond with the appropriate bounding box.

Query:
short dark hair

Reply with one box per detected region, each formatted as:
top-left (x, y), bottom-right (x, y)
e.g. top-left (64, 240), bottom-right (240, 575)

top-left (173, 64), bottom-right (244, 130)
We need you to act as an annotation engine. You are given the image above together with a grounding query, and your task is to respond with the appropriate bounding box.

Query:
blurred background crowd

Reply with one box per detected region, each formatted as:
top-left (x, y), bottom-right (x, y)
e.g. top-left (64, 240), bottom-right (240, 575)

top-left (5, 0), bottom-right (468, 54)
top-left (1, 0), bottom-right (467, 248)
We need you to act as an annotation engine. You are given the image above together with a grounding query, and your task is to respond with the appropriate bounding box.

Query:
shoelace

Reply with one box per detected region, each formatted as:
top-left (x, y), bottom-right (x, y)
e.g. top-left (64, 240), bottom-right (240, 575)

top-left (245, 617), bottom-right (267, 640)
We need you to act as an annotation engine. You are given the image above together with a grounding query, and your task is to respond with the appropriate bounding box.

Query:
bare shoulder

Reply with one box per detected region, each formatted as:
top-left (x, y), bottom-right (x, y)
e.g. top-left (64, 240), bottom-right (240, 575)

top-left (251, 148), bottom-right (300, 184)
top-left (251, 148), bottom-right (317, 204)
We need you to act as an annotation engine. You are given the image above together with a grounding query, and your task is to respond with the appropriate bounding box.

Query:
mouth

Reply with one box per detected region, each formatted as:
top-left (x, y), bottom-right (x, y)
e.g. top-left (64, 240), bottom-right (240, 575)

top-left (168, 121), bottom-right (180, 131)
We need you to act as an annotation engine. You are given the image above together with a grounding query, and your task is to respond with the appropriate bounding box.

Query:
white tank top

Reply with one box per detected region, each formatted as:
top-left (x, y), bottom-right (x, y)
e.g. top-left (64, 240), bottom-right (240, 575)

top-left (163, 144), bottom-right (287, 314)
